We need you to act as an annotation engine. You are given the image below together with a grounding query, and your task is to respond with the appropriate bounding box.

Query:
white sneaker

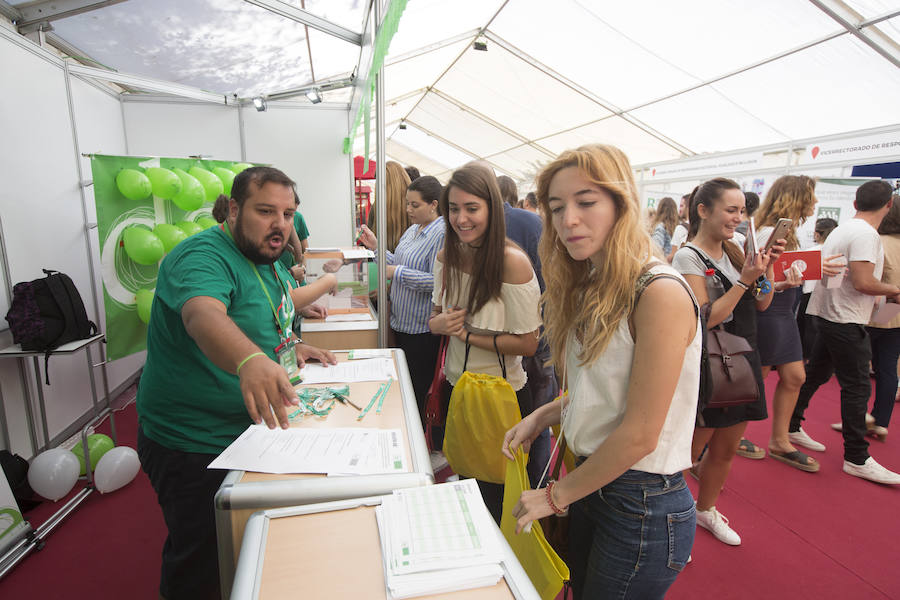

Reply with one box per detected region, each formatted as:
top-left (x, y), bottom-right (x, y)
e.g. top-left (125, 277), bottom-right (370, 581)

top-left (831, 413), bottom-right (875, 432)
top-left (429, 450), bottom-right (449, 472)
top-left (843, 457), bottom-right (900, 484)
top-left (695, 506), bottom-right (741, 546)
top-left (788, 428), bottom-right (826, 452)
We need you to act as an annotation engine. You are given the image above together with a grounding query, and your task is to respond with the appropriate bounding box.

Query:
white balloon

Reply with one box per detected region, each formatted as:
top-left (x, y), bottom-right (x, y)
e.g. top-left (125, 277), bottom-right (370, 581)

top-left (93, 446), bottom-right (140, 494)
top-left (27, 449), bottom-right (79, 501)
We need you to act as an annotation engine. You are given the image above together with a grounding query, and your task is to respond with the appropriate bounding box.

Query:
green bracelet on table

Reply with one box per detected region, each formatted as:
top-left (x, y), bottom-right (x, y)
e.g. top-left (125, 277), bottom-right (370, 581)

top-left (236, 352), bottom-right (266, 374)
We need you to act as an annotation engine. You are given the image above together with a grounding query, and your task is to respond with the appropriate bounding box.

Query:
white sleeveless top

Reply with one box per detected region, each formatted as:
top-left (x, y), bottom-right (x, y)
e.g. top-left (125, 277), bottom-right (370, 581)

top-left (432, 258), bottom-right (542, 391)
top-left (562, 263), bottom-right (701, 475)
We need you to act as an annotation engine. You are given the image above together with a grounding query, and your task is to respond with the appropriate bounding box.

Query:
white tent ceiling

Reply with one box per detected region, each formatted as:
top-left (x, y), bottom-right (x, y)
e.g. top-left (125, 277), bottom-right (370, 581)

top-left (5, 0), bottom-right (899, 185)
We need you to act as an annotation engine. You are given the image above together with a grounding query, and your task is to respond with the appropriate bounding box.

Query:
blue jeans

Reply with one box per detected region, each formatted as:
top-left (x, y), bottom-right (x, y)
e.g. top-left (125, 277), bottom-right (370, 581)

top-left (867, 326), bottom-right (900, 428)
top-left (569, 470), bottom-right (695, 600)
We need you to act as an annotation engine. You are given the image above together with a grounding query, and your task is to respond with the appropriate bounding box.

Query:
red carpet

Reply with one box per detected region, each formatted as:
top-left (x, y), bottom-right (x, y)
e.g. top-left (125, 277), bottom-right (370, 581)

top-left (1, 375), bottom-right (898, 599)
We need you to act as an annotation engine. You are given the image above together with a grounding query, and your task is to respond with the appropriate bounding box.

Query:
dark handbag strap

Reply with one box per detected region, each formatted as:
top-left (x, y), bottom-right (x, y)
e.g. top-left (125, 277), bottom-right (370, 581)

top-left (686, 245), bottom-right (736, 294)
top-left (462, 334), bottom-right (507, 379)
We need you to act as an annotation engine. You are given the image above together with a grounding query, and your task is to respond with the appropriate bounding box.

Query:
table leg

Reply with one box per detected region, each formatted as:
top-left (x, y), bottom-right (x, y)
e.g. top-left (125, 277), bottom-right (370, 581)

top-left (31, 356), bottom-right (50, 450)
top-left (18, 357), bottom-right (39, 454)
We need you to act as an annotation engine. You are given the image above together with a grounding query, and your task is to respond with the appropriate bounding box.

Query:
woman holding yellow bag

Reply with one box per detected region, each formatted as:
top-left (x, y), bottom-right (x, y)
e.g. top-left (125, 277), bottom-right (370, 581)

top-left (504, 145), bottom-right (700, 599)
top-left (428, 161), bottom-right (541, 524)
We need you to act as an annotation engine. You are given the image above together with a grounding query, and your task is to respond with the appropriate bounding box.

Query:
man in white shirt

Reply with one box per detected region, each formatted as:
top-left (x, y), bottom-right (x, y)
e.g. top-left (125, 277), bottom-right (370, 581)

top-left (790, 180), bottom-right (900, 484)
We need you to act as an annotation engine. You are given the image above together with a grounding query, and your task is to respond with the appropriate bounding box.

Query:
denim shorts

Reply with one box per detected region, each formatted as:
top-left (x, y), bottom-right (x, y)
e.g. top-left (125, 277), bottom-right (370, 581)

top-left (568, 468), bottom-right (696, 600)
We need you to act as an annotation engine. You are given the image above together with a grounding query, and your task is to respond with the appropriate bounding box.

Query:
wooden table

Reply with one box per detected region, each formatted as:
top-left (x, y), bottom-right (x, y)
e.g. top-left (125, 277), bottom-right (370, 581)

top-left (215, 349), bottom-right (432, 596)
top-left (230, 496), bottom-right (538, 600)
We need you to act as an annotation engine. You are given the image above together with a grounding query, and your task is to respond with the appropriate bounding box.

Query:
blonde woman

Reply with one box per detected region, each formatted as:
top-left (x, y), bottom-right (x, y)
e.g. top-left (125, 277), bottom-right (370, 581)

top-left (650, 196), bottom-right (679, 261)
top-left (504, 145), bottom-right (700, 599)
top-left (750, 175), bottom-right (822, 472)
top-left (367, 161), bottom-right (411, 252)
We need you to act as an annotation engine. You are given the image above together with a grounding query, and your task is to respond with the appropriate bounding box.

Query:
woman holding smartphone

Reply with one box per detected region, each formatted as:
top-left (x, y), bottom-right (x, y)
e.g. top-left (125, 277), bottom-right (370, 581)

top-left (428, 161), bottom-right (541, 523)
top-left (747, 175), bottom-right (821, 472)
top-left (672, 177), bottom-right (784, 546)
top-left (504, 145), bottom-right (701, 599)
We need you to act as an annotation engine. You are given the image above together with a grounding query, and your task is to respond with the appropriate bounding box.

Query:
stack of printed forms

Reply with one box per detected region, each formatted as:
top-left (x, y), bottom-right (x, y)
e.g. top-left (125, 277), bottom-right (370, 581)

top-left (375, 479), bottom-right (505, 598)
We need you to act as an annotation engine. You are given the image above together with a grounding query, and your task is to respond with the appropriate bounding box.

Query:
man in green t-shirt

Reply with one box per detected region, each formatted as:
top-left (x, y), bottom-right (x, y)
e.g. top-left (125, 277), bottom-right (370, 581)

top-left (136, 166), bottom-right (336, 600)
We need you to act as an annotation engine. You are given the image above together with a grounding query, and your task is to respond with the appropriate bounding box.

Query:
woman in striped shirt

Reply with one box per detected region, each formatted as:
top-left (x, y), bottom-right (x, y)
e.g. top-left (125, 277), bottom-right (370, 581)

top-left (359, 176), bottom-right (446, 421)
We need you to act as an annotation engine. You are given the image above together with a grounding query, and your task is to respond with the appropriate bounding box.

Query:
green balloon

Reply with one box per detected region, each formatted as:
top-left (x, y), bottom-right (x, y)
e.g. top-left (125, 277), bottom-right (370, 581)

top-left (231, 162), bottom-right (254, 174)
top-left (189, 166), bottom-right (224, 204)
top-left (176, 221), bottom-right (204, 237)
top-left (171, 168), bottom-right (204, 211)
top-left (145, 168), bottom-right (182, 200)
top-left (197, 216), bottom-right (218, 229)
top-left (153, 223), bottom-right (187, 252)
top-left (71, 433), bottom-right (114, 475)
top-left (212, 167), bottom-right (235, 196)
top-left (136, 288), bottom-right (154, 325)
top-left (122, 227), bottom-right (164, 265)
top-left (115, 169), bottom-right (152, 201)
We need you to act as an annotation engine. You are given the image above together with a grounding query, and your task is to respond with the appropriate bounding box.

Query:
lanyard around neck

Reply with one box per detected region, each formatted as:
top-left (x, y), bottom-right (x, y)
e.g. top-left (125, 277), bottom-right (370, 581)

top-left (222, 222), bottom-right (292, 338)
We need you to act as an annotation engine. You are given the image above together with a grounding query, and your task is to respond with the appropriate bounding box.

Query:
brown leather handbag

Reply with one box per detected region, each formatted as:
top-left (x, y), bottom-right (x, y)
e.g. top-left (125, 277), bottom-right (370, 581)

top-left (699, 304), bottom-right (760, 411)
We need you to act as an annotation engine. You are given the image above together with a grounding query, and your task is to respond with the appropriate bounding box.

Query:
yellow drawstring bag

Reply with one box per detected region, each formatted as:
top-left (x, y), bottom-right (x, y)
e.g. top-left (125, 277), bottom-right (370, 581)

top-left (443, 338), bottom-right (522, 483)
top-left (500, 450), bottom-right (569, 600)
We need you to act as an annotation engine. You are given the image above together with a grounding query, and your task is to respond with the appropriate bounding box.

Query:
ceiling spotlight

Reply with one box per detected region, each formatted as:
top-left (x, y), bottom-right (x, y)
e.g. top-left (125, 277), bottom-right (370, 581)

top-left (473, 39), bottom-right (487, 51)
top-left (305, 87), bottom-right (322, 104)
top-left (398, 121), bottom-right (407, 130)
top-left (252, 96), bottom-right (267, 112)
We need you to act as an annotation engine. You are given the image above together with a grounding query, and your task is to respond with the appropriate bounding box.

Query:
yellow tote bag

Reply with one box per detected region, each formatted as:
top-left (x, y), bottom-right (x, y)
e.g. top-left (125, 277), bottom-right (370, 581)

top-left (443, 369), bottom-right (521, 483)
top-left (500, 451), bottom-right (569, 600)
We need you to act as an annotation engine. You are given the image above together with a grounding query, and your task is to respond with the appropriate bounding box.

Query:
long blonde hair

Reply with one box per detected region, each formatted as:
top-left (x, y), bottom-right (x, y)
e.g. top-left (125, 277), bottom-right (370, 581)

top-left (367, 161), bottom-right (411, 252)
top-left (537, 144), bottom-right (651, 368)
top-left (754, 175), bottom-right (816, 251)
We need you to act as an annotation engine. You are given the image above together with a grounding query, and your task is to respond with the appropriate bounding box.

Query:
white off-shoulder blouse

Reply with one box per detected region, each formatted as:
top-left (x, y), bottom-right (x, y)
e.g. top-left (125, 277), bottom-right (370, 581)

top-left (432, 258), bottom-right (541, 391)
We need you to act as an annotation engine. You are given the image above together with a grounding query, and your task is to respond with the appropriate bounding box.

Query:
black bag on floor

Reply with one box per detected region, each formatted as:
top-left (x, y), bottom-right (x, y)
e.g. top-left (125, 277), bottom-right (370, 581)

top-left (0, 450), bottom-right (39, 512)
top-left (5, 269), bottom-right (97, 384)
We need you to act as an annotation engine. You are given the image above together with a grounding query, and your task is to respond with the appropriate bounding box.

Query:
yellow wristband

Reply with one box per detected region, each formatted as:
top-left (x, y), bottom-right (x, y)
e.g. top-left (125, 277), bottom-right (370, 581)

top-left (236, 352), bottom-right (266, 374)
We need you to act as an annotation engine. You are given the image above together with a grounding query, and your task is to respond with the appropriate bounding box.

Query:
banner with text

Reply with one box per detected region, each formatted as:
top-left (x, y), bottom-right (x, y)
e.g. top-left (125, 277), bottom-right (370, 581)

top-left (798, 131), bottom-right (900, 166)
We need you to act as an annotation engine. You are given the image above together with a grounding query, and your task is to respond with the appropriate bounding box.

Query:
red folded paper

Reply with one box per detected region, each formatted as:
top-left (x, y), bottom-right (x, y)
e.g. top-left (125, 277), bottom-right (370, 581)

top-left (773, 249), bottom-right (822, 282)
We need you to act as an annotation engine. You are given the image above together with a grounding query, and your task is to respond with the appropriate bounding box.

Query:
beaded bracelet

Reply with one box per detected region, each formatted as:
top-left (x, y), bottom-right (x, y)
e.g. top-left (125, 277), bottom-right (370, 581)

top-left (545, 480), bottom-right (567, 514)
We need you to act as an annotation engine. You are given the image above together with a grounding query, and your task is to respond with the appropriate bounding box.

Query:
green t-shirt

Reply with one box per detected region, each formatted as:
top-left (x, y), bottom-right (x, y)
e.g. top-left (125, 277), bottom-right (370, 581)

top-left (137, 225), bottom-right (297, 454)
top-left (277, 211), bottom-right (310, 271)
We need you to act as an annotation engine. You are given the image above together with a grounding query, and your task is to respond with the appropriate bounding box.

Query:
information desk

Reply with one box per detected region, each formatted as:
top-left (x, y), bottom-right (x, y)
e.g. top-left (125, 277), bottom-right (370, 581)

top-left (231, 496), bottom-right (539, 600)
top-left (300, 297), bottom-right (378, 351)
top-left (215, 349), bottom-right (432, 596)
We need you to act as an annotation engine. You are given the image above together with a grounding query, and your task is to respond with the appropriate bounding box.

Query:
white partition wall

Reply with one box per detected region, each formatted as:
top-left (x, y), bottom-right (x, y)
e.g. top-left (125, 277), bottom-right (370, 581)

top-left (0, 30), bottom-right (130, 455)
top-left (242, 103), bottom-right (354, 248)
top-left (122, 99), bottom-right (243, 160)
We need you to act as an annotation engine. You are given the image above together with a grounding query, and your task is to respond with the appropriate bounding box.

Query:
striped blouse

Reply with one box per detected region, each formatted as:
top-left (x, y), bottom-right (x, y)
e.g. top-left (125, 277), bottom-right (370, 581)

top-left (386, 218), bottom-right (446, 334)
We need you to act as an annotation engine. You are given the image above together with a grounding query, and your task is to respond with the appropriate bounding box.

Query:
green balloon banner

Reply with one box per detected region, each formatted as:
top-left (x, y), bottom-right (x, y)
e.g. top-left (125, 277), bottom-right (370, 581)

top-left (197, 216), bottom-right (218, 229)
top-left (189, 166), bottom-right (224, 203)
top-left (122, 227), bottom-right (164, 265)
top-left (135, 288), bottom-right (154, 324)
top-left (71, 433), bottom-right (115, 475)
top-left (171, 168), bottom-right (204, 211)
top-left (153, 223), bottom-right (187, 253)
top-left (145, 167), bottom-right (182, 200)
top-left (116, 169), bottom-right (152, 201)
top-left (212, 167), bottom-right (235, 196)
top-left (91, 155), bottom-right (268, 361)
top-left (176, 221), bottom-right (204, 237)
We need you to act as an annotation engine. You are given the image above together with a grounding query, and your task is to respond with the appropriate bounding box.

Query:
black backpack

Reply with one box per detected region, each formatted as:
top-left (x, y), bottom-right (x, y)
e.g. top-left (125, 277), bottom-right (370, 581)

top-left (5, 269), bottom-right (97, 384)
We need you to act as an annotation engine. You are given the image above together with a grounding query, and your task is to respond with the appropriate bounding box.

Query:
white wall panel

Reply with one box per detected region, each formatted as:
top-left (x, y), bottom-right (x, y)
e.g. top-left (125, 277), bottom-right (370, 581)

top-left (122, 100), bottom-right (242, 160)
top-left (243, 104), bottom-right (354, 247)
top-left (0, 34), bottom-right (110, 454)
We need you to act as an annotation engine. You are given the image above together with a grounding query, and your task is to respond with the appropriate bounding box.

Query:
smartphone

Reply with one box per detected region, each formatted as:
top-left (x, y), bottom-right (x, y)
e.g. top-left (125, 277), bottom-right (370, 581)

top-left (763, 218), bottom-right (793, 252)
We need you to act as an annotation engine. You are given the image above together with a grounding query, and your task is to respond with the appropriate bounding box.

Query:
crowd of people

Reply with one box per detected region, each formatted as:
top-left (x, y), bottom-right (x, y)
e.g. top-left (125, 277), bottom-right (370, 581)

top-left (135, 149), bottom-right (900, 600)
